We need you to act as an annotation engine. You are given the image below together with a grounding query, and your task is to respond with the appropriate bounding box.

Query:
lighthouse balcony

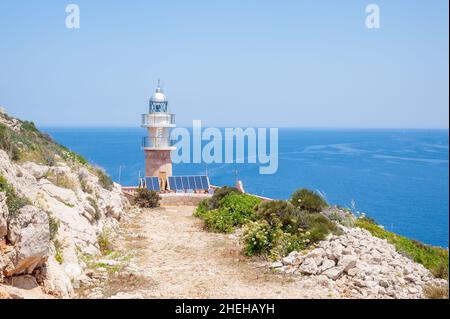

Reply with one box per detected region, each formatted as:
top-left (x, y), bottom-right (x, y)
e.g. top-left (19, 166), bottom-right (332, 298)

top-left (142, 136), bottom-right (177, 150)
top-left (141, 113), bottom-right (176, 128)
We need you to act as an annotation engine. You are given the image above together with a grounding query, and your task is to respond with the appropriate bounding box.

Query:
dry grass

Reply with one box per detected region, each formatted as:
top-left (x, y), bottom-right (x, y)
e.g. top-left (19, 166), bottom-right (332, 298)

top-left (423, 284), bottom-right (449, 299)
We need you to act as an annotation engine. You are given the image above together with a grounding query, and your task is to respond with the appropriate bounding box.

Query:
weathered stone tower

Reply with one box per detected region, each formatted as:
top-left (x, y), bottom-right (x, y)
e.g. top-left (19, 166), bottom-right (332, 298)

top-left (141, 80), bottom-right (176, 182)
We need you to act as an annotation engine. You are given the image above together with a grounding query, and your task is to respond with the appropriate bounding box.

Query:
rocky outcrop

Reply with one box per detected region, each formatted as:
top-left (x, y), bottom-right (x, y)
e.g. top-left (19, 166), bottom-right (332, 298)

top-left (0, 192), bottom-right (7, 238)
top-left (4, 206), bottom-right (50, 277)
top-left (271, 226), bottom-right (448, 298)
top-left (0, 145), bottom-right (129, 298)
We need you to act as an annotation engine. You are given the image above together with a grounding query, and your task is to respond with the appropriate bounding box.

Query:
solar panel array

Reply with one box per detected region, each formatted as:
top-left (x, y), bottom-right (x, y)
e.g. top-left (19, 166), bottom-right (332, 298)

top-left (167, 175), bottom-right (210, 191)
top-left (145, 176), bottom-right (161, 191)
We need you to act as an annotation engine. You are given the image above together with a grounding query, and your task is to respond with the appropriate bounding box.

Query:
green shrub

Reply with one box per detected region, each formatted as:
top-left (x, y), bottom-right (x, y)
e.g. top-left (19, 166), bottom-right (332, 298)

top-left (356, 217), bottom-right (449, 280)
top-left (290, 188), bottom-right (328, 213)
top-left (194, 199), bottom-right (209, 218)
top-left (219, 194), bottom-right (262, 223)
top-left (207, 186), bottom-right (240, 210)
top-left (97, 229), bottom-right (114, 254)
top-left (296, 212), bottom-right (340, 242)
top-left (195, 194), bottom-right (261, 233)
top-left (243, 220), bottom-right (305, 259)
top-left (135, 189), bottom-right (161, 208)
top-left (254, 200), bottom-right (298, 230)
top-left (243, 220), bottom-right (273, 256)
top-left (0, 175), bottom-right (30, 216)
top-left (202, 209), bottom-right (236, 233)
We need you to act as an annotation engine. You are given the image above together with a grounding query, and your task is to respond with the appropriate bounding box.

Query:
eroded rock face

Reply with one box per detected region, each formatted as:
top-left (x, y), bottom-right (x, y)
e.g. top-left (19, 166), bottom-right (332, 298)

top-left (0, 192), bottom-right (7, 238)
top-left (271, 226), bottom-right (448, 299)
top-left (5, 206), bottom-right (50, 277)
top-left (0, 147), bottom-right (129, 298)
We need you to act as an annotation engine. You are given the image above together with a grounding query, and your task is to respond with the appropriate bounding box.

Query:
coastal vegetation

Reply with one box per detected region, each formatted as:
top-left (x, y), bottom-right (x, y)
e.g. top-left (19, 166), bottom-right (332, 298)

top-left (0, 174), bottom-right (30, 216)
top-left (195, 187), bottom-right (449, 279)
top-left (0, 115), bottom-right (114, 191)
top-left (356, 217), bottom-right (449, 279)
top-left (195, 187), bottom-right (339, 259)
top-left (135, 189), bottom-right (161, 208)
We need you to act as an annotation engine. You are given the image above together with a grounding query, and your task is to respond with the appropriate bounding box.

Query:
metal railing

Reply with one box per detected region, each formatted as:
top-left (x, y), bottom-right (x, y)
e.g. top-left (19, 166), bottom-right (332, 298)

top-left (142, 136), bottom-right (176, 148)
top-left (141, 113), bottom-right (175, 127)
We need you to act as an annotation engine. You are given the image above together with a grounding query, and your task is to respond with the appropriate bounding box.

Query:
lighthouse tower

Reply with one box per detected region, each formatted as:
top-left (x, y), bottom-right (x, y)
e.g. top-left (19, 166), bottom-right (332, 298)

top-left (141, 80), bottom-right (176, 186)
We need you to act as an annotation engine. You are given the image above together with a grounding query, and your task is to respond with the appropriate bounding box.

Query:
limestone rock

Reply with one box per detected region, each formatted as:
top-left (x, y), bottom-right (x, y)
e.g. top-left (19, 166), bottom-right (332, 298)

top-left (5, 206), bottom-right (50, 276)
top-left (298, 258), bottom-right (318, 275)
top-left (0, 192), bottom-right (7, 238)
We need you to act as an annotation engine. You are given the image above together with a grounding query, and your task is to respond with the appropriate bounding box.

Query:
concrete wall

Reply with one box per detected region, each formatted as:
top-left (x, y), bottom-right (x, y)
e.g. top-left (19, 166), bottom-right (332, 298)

top-left (159, 193), bottom-right (212, 206)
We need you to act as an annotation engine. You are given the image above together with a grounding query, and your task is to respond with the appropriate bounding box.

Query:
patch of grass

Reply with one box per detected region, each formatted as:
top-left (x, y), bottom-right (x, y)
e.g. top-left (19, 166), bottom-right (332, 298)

top-left (48, 216), bottom-right (60, 241)
top-left (44, 171), bottom-right (76, 191)
top-left (0, 175), bottom-right (30, 216)
top-left (54, 239), bottom-right (64, 264)
top-left (356, 217), bottom-right (449, 279)
top-left (87, 196), bottom-right (101, 220)
top-left (97, 229), bottom-right (114, 255)
top-left (94, 167), bottom-right (113, 191)
top-left (423, 284), bottom-right (449, 299)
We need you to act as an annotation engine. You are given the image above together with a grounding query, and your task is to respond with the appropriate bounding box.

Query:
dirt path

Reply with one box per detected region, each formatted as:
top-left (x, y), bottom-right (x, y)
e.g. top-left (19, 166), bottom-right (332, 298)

top-left (96, 206), bottom-right (338, 299)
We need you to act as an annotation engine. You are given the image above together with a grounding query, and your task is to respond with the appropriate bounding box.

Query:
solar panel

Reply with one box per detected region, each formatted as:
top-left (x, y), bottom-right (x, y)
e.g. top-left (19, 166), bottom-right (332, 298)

top-left (182, 176), bottom-right (189, 190)
top-left (200, 176), bottom-right (209, 190)
top-left (166, 175), bottom-right (210, 191)
top-left (144, 177), bottom-right (161, 191)
top-left (152, 177), bottom-right (160, 191)
top-left (188, 176), bottom-right (196, 190)
top-left (175, 177), bottom-right (183, 190)
top-left (168, 176), bottom-right (176, 190)
top-left (145, 177), bottom-right (153, 191)
top-left (194, 176), bottom-right (202, 190)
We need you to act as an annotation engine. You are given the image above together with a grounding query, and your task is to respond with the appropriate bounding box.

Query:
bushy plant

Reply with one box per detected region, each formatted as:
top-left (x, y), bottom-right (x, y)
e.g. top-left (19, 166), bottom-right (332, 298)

top-left (296, 212), bottom-right (340, 242)
top-left (135, 189), bottom-right (161, 208)
top-left (198, 194), bottom-right (262, 233)
top-left (290, 188), bottom-right (328, 213)
top-left (202, 209), bottom-right (236, 233)
top-left (254, 200), bottom-right (298, 230)
top-left (219, 194), bottom-right (261, 223)
top-left (194, 198), bottom-right (209, 218)
top-left (207, 186), bottom-right (240, 210)
top-left (243, 220), bottom-right (305, 258)
top-left (0, 175), bottom-right (30, 216)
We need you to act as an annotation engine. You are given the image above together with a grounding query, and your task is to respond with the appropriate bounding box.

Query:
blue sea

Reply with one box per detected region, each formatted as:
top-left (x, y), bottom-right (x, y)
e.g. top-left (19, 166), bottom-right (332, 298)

top-left (42, 127), bottom-right (449, 248)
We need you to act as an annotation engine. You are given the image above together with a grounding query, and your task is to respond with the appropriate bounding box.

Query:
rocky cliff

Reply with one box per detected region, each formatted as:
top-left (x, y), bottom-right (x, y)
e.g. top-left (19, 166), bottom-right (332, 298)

top-left (0, 112), bottom-right (129, 298)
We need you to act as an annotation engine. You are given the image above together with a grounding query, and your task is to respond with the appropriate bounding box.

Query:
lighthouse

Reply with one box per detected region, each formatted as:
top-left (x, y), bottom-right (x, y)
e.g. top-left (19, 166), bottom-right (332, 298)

top-left (141, 80), bottom-right (176, 189)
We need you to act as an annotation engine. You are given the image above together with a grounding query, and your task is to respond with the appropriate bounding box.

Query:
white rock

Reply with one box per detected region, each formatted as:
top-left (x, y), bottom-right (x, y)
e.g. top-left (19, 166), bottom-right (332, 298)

top-left (0, 192), bottom-right (8, 238)
top-left (320, 259), bottom-right (336, 272)
top-left (5, 206), bottom-right (50, 276)
top-left (322, 266), bottom-right (344, 280)
top-left (298, 258), bottom-right (319, 275)
top-left (270, 261), bottom-right (283, 268)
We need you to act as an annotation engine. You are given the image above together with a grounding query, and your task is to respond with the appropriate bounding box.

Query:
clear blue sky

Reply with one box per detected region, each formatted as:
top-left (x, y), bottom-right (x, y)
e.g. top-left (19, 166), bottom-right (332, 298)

top-left (0, 0), bottom-right (448, 128)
